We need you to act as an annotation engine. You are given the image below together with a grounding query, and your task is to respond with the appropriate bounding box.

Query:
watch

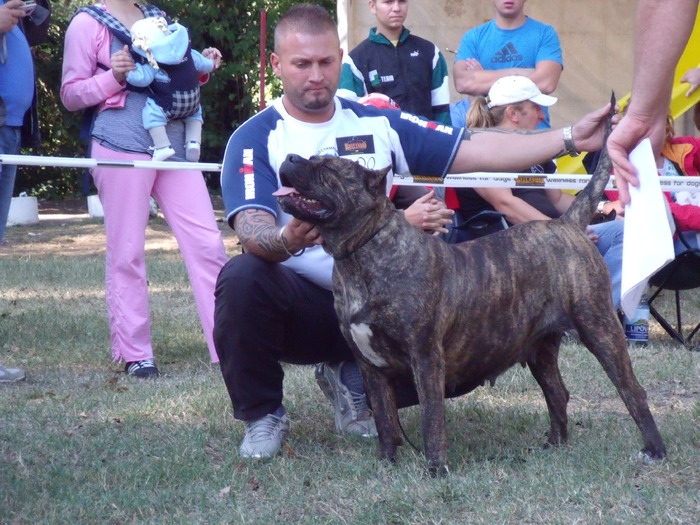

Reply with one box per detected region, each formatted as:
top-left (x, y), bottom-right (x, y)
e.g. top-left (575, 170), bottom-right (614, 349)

top-left (596, 200), bottom-right (609, 214)
top-left (563, 125), bottom-right (580, 157)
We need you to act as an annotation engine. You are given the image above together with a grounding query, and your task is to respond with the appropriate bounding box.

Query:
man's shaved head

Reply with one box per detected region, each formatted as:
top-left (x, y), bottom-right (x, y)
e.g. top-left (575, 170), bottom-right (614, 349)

top-left (274, 3), bottom-right (339, 53)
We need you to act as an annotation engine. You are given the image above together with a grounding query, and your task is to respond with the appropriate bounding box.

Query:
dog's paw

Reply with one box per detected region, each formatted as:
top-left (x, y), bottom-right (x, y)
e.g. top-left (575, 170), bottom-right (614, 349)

top-left (637, 450), bottom-right (665, 465)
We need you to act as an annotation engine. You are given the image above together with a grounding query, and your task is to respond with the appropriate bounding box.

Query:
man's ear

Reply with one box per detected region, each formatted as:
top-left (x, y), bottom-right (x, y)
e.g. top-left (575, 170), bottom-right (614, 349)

top-left (271, 52), bottom-right (281, 78)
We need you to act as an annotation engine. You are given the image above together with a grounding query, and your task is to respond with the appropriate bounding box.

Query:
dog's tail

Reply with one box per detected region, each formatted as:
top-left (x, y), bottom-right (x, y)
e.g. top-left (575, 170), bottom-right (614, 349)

top-left (562, 93), bottom-right (615, 229)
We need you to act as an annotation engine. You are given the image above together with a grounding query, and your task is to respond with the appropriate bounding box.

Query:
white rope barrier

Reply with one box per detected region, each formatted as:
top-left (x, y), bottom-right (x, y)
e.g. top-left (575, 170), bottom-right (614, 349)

top-left (0, 154), bottom-right (222, 173)
top-left (3, 154), bottom-right (700, 192)
top-left (395, 173), bottom-right (700, 192)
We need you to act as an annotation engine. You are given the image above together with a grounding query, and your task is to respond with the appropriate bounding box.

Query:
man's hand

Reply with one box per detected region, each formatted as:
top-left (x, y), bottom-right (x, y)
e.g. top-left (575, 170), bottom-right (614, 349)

top-left (0, 0), bottom-right (26, 33)
top-left (462, 58), bottom-right (484, 71)
top-left (403, 189), bottom-right (454, 235)
top-left (110, 45), bottom-right (136, 83)
top-left (570, 102), bottom-right (621, 154)
top-left (282, 217), bottom-right (323, 253)
top-left (606, 112), bottom-right (652, 205)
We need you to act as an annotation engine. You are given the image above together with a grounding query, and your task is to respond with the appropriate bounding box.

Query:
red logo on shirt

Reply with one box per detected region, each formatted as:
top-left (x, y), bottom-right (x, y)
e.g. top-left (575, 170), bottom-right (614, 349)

top-left (239, 148), bottom-right (254, 175)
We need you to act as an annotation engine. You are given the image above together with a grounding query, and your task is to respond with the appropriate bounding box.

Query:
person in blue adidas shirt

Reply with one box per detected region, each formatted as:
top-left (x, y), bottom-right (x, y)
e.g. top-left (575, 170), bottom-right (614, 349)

top-left (214, 2), bottom-right (615, 461)
top-left (452, 0), bottom-right (562, 129)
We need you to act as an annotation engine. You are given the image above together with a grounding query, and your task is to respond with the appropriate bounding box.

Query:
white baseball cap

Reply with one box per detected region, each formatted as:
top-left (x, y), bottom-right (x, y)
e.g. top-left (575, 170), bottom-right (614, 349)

top-left (486, 76), bottom-right (558, 108)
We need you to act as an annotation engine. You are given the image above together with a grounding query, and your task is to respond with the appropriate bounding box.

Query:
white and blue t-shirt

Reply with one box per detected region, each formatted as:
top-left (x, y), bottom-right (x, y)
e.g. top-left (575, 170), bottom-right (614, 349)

top-left (221, 96), bottom-right (463, 289)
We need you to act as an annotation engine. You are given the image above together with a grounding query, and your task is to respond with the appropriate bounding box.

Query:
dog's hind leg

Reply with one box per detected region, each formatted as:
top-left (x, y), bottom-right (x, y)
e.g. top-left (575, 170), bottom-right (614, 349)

top-left (575, 312), bottom-right (667, 460)
top-left (527, 334), bottom-right (571, 447)
top-left (357, 361), bottom-right (403, 463)
top-left (411, 343), bottom-right (449, 477)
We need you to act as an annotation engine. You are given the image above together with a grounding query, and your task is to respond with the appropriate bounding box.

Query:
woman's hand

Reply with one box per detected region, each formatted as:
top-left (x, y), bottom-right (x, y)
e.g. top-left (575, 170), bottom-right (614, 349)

top-left (110, 45), bottom-right (136, 83)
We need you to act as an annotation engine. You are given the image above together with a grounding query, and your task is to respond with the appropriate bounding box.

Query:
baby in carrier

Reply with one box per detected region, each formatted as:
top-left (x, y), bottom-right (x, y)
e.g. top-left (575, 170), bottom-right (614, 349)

top-left (127, 17), bottom-right (218, 162)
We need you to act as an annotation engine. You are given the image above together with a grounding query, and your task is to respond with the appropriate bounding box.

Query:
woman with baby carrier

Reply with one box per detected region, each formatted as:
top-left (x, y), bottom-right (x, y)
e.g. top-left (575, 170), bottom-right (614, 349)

top-left (60, 1), bottom-right (227, 377)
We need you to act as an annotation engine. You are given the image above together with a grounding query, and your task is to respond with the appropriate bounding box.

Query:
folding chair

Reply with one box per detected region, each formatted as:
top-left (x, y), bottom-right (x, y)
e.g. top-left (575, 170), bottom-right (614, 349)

top-left (444, 209), bottom-right (509, 244)
top-left (647, 229), bottom-right (700, 351)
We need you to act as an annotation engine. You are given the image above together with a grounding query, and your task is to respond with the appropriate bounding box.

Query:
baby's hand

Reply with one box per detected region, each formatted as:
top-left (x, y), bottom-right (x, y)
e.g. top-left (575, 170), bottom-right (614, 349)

top-left (202, 47), bottom-right (222, 70)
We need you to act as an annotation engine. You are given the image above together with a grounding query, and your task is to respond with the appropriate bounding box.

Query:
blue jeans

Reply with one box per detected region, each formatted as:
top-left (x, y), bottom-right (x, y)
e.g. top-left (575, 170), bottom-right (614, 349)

top-left (674, 230), bottom-right (699, 253)
top-left (588, 220), bottom-right (624, 310)
top-left (0, 125), bottom-right (21, 244)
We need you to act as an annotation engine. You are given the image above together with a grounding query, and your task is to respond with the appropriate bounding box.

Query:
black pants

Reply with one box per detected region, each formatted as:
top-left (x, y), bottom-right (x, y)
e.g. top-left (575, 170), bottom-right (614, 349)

top-left (213, 254), bottom-right (354, 422)
top-left (213, 254), bottom-right (473, 421)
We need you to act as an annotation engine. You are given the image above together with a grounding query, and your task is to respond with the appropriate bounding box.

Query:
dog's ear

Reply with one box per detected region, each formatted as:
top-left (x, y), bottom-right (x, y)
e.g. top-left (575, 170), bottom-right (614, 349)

top-left (367, 165), bottom-right (392, 193)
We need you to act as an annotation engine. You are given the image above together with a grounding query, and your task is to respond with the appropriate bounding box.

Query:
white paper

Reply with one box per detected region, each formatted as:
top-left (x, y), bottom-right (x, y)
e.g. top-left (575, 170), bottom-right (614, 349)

top-left (620, 139), bottom-right (675, 318)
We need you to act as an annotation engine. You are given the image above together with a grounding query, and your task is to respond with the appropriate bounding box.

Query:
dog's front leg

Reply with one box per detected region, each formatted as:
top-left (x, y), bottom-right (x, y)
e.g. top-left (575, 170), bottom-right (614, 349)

top-left (411, 345), bottom-right (448, 477)
top-left (357, 361), bottom-right (403, 463)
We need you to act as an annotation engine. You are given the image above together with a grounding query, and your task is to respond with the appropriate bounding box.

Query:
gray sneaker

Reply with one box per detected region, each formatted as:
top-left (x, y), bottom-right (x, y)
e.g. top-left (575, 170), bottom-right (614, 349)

top-left (239, 411), bottom-right (290, 459)
top-left (0, 364), bottom-right (26, 383)
top-left (315, 362), bottom-right (378, 438)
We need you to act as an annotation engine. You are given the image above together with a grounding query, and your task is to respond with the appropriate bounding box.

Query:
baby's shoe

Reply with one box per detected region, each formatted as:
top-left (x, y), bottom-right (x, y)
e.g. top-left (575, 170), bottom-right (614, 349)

top-left (152, 146), bottom-right (175, 162)
top-left (186, 141), bottom-right (201, 162)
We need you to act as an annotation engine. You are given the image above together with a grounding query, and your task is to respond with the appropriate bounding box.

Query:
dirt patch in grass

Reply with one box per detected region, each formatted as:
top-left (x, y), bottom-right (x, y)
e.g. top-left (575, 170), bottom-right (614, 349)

top-left (1, 196), bottom-right (241, 259)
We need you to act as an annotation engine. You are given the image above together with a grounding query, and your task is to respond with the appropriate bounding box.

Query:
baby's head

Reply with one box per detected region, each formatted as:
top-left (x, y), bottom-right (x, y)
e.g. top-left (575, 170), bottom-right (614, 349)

top-left (131, 17), bottom-right (172, 68)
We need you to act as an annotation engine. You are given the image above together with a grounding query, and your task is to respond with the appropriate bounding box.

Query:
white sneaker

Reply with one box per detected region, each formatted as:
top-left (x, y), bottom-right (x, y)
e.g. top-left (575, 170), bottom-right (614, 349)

top-left (152, 146), bottom-right (175, 162)
top-left (239, 411), bottom-right (290, 459)
top-left (185, 141), bottom-right (201, 162)
top-left (149, 197), bottom-right (159, 218)
top-left (315, 362), bottom-right (377, 438)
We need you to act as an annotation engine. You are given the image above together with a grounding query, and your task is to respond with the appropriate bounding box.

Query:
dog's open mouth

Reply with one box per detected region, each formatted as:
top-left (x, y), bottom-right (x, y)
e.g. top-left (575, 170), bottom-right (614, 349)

top-left (273, 186), bottom-right (334, 221)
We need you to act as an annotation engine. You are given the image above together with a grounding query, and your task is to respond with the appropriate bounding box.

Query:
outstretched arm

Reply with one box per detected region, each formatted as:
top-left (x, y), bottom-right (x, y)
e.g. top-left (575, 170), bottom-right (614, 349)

top-left (608, 0), bottom-right (699, 204)
top-left (450, 103), bottom-right (616, 174)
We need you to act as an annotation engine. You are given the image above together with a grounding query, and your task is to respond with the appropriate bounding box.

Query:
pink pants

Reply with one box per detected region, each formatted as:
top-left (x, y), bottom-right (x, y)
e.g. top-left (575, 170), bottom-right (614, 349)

top-left (91, 141), bottom-right (228, 363)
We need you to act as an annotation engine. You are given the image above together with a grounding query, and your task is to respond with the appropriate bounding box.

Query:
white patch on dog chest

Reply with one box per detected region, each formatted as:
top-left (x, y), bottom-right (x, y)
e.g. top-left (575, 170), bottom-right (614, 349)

top-left (350, 323), bottom-right (388, 367)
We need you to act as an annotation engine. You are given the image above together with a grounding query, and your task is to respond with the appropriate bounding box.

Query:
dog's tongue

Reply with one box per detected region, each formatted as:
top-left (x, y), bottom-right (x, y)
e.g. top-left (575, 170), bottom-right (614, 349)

top-left (272, 186), bottom-right (297, 197)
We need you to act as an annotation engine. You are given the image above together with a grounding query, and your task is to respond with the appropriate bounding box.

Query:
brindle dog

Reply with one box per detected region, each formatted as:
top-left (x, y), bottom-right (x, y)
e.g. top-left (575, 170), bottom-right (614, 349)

top-left (275, 110), bottom-right (666, 476)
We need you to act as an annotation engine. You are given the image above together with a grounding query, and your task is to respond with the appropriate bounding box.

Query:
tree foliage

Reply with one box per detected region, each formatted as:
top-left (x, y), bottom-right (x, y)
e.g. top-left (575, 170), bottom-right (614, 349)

top-left (18, 0), bottom-right (335, 198)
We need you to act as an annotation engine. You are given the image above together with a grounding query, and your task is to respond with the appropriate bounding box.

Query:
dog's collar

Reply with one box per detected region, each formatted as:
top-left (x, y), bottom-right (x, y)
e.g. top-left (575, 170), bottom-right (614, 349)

top-left (333, 216), bottom-right (393, 261)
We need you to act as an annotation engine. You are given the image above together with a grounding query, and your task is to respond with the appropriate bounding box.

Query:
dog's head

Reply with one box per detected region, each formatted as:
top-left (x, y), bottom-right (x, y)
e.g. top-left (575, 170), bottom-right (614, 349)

top-left (275, 154), bottom-right (391, 231)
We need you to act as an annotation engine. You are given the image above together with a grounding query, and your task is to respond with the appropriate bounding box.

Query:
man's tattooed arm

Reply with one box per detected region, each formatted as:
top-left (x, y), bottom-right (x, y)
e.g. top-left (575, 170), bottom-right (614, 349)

top-left (461, 127), bottom-right (568, 159)
top-left (234, 209), bottom-right (290, 262)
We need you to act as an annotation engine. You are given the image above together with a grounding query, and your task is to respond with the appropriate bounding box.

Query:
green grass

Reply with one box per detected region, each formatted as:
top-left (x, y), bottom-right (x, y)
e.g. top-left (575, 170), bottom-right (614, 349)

top-left (1, 218), bottom-right (699, 524)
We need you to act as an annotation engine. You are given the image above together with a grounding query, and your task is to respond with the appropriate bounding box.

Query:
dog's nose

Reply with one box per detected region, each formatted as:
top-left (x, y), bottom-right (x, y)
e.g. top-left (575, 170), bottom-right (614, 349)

top-left (286, 154), bottom-right (302, 164)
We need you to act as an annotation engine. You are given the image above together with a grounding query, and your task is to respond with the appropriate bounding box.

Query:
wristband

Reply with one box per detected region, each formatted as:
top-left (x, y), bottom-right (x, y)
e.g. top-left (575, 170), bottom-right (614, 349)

top-left (563, 125), bottom-right (580, 157)
top-left (279, 226), bottom-right (306, 257)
